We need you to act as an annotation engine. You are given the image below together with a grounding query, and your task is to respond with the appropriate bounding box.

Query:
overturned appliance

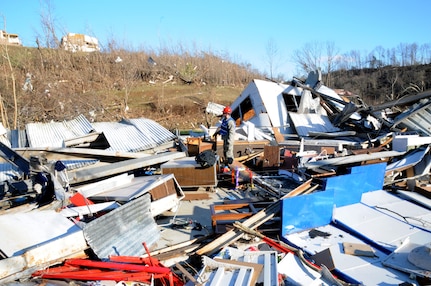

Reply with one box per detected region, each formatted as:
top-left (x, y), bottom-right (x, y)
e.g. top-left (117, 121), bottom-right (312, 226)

top-left (74, 172), bottom-right (185, 217)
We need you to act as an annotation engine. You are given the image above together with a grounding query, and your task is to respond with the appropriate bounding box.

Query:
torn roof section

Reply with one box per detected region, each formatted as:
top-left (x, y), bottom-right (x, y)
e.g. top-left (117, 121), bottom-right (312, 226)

top-left (228, 71), bottom-right (361, 138)
top-left (25, 114), bottom-right (94, 148)
top-left (392, 97), bottom-right (431, 136)
top-left (230, 79), bottom-right (296, 134)
top-left (11, 114), bottom-right (177, 152)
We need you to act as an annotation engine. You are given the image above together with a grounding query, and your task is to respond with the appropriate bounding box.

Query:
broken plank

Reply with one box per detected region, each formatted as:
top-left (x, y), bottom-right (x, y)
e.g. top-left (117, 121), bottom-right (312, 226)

top-left (183, 192), bottom-right (211, 201)
top-left (302, 184), bottom-right (319, 195)
top-left (281, 178), bottom-right (312, 199)
top-left (142, 235), bottom-right (213, 258)
top-left (237, 151), bottom-right (263, 163)
top-left (175, 262), bottom-right (202, 285)
top-left (214, 258), bottom-right (263, 286)
top-left (195, 199), bottom-right (281, 256)
top-left (211, 181), bottom-right (309, 242)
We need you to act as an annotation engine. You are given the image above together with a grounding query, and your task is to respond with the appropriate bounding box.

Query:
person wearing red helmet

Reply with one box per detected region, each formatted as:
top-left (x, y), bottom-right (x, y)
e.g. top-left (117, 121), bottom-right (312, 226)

top-left (214, 105), bottom-right (235, 165)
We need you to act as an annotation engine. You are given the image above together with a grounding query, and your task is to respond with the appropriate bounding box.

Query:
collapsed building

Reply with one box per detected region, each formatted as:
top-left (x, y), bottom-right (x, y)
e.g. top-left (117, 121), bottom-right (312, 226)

top-left (60, 33), bottom-right (100, 53)
top-left (0, 30), bottom-right (22, 46)
top-left (0, 70), bottom-right (431, 285)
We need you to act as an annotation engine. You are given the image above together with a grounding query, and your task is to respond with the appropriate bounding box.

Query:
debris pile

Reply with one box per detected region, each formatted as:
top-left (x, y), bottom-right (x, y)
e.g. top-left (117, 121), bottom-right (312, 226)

top-left (0, 70), bottom-right (431, 285)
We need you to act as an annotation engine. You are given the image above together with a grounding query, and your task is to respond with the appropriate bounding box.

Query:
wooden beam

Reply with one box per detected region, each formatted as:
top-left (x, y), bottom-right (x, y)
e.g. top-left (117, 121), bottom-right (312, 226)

top-left (195, 179), bottom-right (312, 256)
top-left (195, 201), bottom-right (280, 256)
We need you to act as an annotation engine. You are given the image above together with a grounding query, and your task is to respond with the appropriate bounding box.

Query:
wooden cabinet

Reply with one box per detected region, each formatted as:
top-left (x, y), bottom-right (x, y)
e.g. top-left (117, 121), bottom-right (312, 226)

top-left (161, 156), bottom-right (218, 188)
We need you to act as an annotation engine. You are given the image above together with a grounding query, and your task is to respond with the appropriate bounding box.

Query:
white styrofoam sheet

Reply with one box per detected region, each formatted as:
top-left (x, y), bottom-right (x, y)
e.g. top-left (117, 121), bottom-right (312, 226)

top-left (360, 190), bottom-right (431, 231)
top-left (382, 237), bottom-right (431, 279)
top-left (0, 210), bottom-right (83, 257)
top-left (284, 224), bottom-right (415, 285)
top-left (277, 252), bottom-right (330, 285)
top-left (334, 199), bottom-right (431, 251)
top-left (397, 190), bottom-right (431, 209)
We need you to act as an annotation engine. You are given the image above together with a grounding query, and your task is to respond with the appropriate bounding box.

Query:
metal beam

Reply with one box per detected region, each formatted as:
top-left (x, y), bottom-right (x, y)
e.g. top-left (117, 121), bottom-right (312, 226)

top-left (68, 151), bottom-right (186, 184)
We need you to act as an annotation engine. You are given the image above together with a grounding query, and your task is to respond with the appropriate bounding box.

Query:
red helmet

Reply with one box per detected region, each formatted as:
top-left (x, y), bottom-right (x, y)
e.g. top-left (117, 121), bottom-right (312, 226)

top-left (223, 106), bottom-right (232, 114)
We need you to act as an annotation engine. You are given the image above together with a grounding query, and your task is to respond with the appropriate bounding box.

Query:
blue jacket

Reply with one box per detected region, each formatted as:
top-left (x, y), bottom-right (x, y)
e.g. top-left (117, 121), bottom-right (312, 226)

top-left (219, 117), bottom-right (234, 138)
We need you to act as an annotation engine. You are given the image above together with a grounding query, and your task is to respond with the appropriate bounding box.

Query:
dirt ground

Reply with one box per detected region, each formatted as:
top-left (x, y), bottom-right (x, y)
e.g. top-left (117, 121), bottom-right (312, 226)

top-left (113, 84), bottom-right (244, 131)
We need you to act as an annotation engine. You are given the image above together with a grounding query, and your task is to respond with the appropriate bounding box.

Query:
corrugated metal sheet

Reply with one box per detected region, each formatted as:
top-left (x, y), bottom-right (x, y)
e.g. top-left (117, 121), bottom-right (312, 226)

top-left (8, 129), bottom-right (27, 148)
top-left (83, 193), bottom-right (160, 259)
top-left (9, 115), bottom-right (176, 152)
top-left (190, 256), bottom-right (254, 286)
top-left (218, 247), bottom-right (279, 286)
top-left (0, 159), bottom-right (97, 186)
top-left (25, 114), bottom-right (93, 148)
top-left (60, 159), bottom-right (100, 170)
top-left (0, 163), bottom-right (23, 182)
top-left (393, 98), bottom-right (431, 136)
top-left (91, 122), bottom-right (151, 152)
top-left (126, 118), bottom-right (176, 145)
top-left (63, 114), bottom-right (95, 134)
top-left (92, 118), bottom-right (176, 152)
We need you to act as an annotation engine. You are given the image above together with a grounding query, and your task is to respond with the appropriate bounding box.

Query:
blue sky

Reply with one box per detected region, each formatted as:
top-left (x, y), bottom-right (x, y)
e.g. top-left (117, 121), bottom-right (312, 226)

top-left (1, 0), bottom-right (430, 78)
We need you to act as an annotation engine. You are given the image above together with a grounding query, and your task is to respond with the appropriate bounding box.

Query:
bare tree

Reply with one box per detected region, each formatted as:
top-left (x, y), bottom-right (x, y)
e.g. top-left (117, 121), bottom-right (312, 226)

top-left (409, 43), bottom-right (418, 65)
top-left (371, 46), bottom-right (386, 67)
top-left (292, 41), bottom-right (340, 84)
top-left (0, 16), bottom-right (16, 128)
top-left (324, 41), bottom-right (339, 86)
top-left (349, 50), bottom-right (364, 69)
top-left (264, 38), bottom-right (282, 80)
top-left (39, 0), bottom-right (60, 48)
top-left (388, 48), bottom-right (398, 66)
top-left (292, 41), bottom-right (324, 76)
top-left (397, 43), bottom-right (409, 67)
top-left (419, 43), bottom-right (431, 64)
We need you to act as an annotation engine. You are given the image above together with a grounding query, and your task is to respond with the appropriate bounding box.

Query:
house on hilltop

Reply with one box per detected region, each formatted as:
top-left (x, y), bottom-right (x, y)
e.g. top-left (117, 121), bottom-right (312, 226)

top-left (0, 30), bottom-right (22, 46)
top-left (60, 33), bottom-right (100, 53)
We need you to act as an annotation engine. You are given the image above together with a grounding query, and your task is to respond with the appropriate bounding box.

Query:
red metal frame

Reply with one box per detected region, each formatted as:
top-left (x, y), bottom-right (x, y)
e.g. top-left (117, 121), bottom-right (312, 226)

top-left (32, 243), bottom-right (184, 286)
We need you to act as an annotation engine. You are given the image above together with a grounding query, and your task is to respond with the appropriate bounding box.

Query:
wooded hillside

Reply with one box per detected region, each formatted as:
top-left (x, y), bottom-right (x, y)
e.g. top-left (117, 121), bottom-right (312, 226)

top-left (1, 45), bottom-right (430, 131)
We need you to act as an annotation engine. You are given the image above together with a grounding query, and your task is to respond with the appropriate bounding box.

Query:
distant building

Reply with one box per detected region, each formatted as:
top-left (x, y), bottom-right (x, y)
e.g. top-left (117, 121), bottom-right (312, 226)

top-left (60, 33), bottom-right (100, 53)
top-left (0, 30), bottom-right (22, 46)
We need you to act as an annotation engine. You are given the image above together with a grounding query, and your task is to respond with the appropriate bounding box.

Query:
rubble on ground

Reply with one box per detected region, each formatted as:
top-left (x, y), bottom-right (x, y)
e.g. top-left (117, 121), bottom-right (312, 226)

top-left (0, 70), bottom-right (431, 285)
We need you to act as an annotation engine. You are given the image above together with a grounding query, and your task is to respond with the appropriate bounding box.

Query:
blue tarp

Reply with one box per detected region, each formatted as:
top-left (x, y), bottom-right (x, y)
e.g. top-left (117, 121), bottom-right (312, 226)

top-left (281, 162), bottom-right (386, 236)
